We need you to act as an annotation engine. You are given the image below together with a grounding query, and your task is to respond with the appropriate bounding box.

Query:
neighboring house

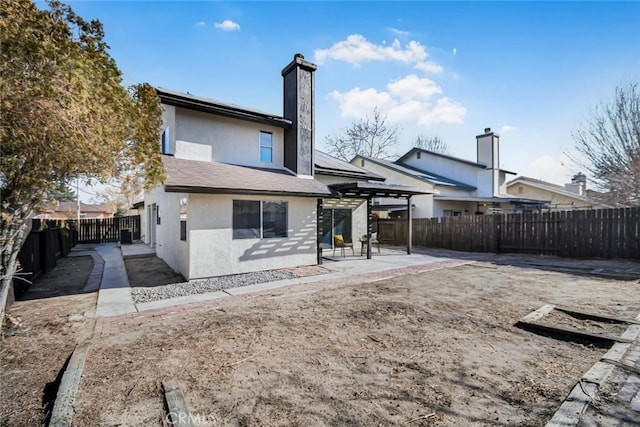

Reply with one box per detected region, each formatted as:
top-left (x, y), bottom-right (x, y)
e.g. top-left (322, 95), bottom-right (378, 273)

top-left (506, 173), bottom-right (610, 211)
top-left (352, 128), bottom-right (545, 218)
top-left (37, 201), bottom-right (112, 219)
top-left (143, 54), bottom-right (431, 280)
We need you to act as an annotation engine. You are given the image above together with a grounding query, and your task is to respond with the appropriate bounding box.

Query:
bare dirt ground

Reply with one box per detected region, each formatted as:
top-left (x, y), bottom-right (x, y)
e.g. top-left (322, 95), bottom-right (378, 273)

top-left (1, 256), bottom-right (97, 426)
top-left (125, 256), bottom-right (185, 287)
top-left (2, 252), bottom-right (639, 426)
top-left (71, 258), bottom-right (639, 426)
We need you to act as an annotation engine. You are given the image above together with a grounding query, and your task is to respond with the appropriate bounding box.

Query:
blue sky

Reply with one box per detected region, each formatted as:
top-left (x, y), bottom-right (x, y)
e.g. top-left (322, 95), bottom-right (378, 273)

top-left (62, 0), bottom-right (639, 199)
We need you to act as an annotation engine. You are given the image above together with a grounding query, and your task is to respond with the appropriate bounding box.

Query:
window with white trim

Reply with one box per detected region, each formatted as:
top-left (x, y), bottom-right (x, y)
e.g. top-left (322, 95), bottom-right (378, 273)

top-left (259, 131), bottom-right (273, 162)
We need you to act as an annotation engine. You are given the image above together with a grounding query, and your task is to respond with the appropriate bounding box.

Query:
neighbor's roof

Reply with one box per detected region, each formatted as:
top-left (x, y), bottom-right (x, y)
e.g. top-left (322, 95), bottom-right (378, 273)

top-left (434, 195), bottom-right (548, 205)
top-left (162, 155), bottom-right (333, 197)
top-left (41, 201), bottom-right (110, 213)
top-left (397, 147), bottom-right (517, 175)
top-left (314, 151), bottom-right (384, 181)
top-left (156, 87), bottom-right (292, 129)
top-left (352, 155), bottom-right (476, 191)
top-left (505, 176), bottom-right (608, 205)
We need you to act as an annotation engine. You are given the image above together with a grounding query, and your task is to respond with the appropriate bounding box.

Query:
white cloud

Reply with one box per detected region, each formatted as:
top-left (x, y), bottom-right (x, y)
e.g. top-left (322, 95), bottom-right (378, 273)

top-left (319, 34), bottom-right (464, 126)
top-left (413, 61), bottom-right (443, 74)
top-left (314, 34), bottom-right (427, 66)
top-left (195, 21), bottom-right (206, 27)
top-left (499, 125), bottom-right (519, 134)
top-left (523, 154), bottom-right (573, 185)
top-left (329, 75), bottom-right (466, 126)
top-left (452, 47), bottom-right (457, 56)
top-left (389, 27), bottom-right (410, 37)
top-left (387, 74), bottom-right (442, 101)
top-left (214, 20), bottom-right (240, 31)
top-left (329, 88), bottom-right (396, 118)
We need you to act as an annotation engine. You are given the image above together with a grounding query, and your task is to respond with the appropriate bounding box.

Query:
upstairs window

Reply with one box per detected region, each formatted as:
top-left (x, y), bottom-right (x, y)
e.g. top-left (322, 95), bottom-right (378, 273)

top-left (161, 126), bottom-right (171, 154)
top-left (259, 131), bottom-right (272, 162)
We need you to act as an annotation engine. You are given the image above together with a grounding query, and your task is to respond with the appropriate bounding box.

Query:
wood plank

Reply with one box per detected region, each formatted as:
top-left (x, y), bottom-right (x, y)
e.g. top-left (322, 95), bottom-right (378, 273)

top-left (517, 321), bottom-right (633, 344)
top-left (163, 379), bottom-right (194, 427)
top-left (50, 344), bottom-right (89, 427)
top-left (554, 306), bottom-right (640, 325)
top-left (518, 304), bottom-right (555, 323)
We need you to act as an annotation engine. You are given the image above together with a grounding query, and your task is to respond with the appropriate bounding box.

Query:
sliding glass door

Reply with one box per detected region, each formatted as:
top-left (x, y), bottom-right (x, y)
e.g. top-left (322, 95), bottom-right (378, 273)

top-left (321, 208), bottom-right (352, 248)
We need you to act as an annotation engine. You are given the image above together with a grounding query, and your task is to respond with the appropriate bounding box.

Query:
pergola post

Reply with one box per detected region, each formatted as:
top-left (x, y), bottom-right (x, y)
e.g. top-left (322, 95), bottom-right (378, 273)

top-left (407, 196), bottom-right (412, 255)
top-left (367, 197), bottom-right (372, 259)
top-left (317, 198), bottom-right (323, 265)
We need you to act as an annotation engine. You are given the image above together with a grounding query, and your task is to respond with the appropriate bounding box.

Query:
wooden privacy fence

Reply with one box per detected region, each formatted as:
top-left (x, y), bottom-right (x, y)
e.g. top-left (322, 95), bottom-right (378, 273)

top-left (376, 207), bottom-right (640, 260)
top-left (45, 215), bottom-right (141, 243)
top-left (15, 224), bottom-right (74, 298)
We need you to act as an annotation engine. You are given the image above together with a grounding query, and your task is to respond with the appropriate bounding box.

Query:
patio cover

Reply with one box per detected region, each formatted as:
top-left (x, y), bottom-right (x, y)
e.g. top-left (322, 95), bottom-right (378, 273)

top-left (323, 182), bottom-right (437, 260)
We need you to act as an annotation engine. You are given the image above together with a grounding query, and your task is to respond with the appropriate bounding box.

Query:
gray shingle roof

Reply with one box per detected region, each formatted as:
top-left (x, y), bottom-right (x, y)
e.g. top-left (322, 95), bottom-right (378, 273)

top-left (156, 87), bottom-right (292, 128)
top-left (162, 156), bottom-right (333, 197)
top-left (314, 151), bottom-right (384, 181)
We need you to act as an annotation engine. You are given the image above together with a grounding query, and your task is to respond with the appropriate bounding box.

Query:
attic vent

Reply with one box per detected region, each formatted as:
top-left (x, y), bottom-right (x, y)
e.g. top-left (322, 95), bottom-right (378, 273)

top-left (417, 152), bottom-right (421, 159)
top-left (361, 159), bottom-right (365, 167)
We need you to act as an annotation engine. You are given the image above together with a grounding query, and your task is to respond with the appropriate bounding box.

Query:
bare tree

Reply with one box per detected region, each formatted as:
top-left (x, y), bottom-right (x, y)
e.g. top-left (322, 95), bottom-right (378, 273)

top-left (414, 134), bottom-right (448, 154)
top-left (571, 81), bottom-right (640, 206)
top-left (324, 108), bottom-right (400, 161)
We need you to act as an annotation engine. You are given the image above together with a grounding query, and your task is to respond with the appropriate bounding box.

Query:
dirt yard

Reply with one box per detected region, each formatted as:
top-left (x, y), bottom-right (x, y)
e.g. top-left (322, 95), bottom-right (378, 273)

top-left (1, 256), bottom-right (97, 426)
top-left (2, 252), bottom-right (639, 426)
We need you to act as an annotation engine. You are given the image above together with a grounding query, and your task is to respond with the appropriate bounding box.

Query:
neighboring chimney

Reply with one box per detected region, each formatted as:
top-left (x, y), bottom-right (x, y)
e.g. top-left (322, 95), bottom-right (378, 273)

top-left (476, 127), bottom-right (501, 196)
top-left (282, 53), bottom-right (317, 176)
top-left (565, 172), bottom-right (587, 195)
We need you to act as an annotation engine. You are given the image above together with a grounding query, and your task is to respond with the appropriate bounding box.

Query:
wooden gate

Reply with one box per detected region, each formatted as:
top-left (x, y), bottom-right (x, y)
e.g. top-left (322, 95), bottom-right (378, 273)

top-left (75, 216), bottom-right (141, 243)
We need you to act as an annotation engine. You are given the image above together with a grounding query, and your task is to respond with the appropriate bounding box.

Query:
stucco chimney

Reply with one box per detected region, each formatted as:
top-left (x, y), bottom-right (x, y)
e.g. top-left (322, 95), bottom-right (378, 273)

top-left (565, 172), bottom-right (587, 195)
top-left (476, 127), bottom-right (501, 196)
top-left (282, 53), bottom-right (317, 176)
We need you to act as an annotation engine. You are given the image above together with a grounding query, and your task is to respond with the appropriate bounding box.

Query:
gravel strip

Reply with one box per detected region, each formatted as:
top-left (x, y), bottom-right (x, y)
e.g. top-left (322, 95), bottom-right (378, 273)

top-left (131, 270), bottom-right (297, 304)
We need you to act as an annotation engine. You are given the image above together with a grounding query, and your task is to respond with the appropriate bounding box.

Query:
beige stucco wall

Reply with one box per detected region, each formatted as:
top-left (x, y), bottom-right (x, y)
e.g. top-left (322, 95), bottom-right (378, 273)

top-left (506, 183), bottom-right (602, 210)
top-left (187, 194), bottom-right (317, 279)
top-left (144, 187), bottom-right (190, 279)
top-left (173, 108), bottom-right (286, 169)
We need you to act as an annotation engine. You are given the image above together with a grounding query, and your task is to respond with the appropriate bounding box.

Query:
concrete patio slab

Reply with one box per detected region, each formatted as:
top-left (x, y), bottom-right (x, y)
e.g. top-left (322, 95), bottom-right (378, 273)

top-left (120, 243), bottom-right (156, 259)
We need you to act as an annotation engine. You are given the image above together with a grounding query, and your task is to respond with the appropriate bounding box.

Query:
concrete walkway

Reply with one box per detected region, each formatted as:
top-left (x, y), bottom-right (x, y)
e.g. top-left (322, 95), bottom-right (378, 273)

top-left (95, 244), bottom-right (136, 317)
top-left (92, 243), bottom-right (468, 316)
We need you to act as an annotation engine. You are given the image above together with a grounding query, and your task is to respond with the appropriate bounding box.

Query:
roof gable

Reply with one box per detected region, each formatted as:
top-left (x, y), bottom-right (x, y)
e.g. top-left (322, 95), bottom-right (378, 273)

top-left (315, 151), bottom-right (384, 181)
top-left (353, 155), bottom-right (476, 191)
top-left (506, 176), bottom-right (605, 204)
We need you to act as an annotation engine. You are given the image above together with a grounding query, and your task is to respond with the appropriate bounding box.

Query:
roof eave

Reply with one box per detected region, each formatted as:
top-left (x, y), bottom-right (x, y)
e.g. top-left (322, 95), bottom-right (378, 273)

top-left (315, 169), bottom-right (385, 181)
top-left (157, 89), bottom-right (292, 129)
top-left (164, 185), bottom-right (331, 198)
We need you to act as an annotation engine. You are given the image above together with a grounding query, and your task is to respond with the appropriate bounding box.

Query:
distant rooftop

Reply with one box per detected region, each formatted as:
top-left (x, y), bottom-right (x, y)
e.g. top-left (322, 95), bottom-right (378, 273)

top-left (397, 147), bottom-right (517, 175)
top-left (353, 155), bottom-right (477, 190)
top-left (315, 151), bottom-right (384, 181)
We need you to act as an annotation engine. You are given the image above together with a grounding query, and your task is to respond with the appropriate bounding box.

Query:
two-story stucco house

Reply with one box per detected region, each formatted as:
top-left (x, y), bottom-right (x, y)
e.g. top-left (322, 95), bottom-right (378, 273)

top-left (352, 128), bottom-right (546, 218)
top-left (142, 54), bottom-right (431, 280)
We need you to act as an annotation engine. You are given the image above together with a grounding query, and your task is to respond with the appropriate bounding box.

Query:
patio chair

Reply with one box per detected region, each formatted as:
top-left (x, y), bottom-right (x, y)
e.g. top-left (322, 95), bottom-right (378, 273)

top-left (360, 232), bottom-right (381, 256)
top-left (333, 234), bottom-right (354, 257)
